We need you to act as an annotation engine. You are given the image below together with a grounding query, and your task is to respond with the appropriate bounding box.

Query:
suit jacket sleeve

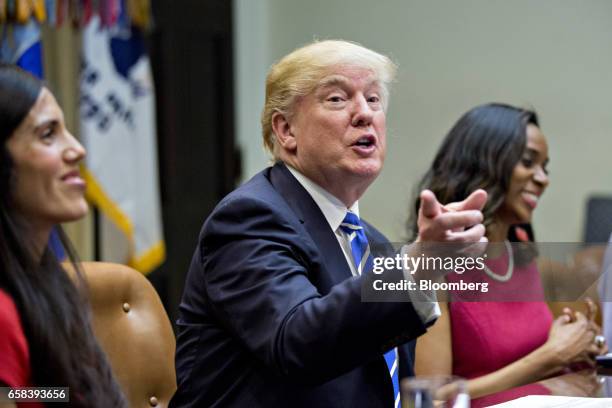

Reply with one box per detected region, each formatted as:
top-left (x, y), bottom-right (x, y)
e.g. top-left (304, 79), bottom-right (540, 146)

top-left (198, 194), bottom-right (427, 384)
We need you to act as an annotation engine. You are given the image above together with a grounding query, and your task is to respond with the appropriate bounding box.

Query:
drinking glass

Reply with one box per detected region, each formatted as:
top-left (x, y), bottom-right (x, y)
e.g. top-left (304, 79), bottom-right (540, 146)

top-left (402, 375), bottom-right (469, 408)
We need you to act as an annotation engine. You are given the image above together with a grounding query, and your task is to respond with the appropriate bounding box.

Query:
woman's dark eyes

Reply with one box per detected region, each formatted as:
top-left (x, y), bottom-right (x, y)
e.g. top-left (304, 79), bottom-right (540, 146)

top-left (41, 124), bottom-right (57, 141)
top-left (522, 157), bottom-right (549, 174)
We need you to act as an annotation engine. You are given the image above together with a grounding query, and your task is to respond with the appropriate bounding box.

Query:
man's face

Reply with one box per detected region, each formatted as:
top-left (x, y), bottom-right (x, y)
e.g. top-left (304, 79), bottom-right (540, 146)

top-left (284, 65), bottom-right (387, 205)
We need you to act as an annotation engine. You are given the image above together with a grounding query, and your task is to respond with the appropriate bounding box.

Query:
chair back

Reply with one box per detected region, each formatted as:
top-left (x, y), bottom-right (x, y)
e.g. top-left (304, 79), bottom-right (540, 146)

top-left (80, 262), bottom-right (176, 408)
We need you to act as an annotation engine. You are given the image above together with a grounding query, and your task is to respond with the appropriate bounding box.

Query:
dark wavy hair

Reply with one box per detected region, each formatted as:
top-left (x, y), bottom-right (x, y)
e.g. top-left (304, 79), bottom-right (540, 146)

top-left (0, 65), bottom-right (126, 407)
top-left (407, 103), bottom-right (539, 242)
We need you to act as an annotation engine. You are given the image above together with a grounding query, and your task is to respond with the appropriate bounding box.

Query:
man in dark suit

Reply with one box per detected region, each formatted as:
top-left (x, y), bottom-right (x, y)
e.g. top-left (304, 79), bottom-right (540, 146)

top-left (170, 40), bottom-right (487, 407)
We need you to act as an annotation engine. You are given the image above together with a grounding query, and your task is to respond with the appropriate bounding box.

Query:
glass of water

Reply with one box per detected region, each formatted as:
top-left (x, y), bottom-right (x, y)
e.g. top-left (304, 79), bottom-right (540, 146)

top-left (401, 375), bottom-right (469, 408)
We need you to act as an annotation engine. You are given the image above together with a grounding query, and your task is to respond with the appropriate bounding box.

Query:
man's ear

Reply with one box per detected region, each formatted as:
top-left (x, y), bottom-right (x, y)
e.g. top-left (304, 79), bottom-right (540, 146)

top-left (271, 111), bottom-right (297, 152)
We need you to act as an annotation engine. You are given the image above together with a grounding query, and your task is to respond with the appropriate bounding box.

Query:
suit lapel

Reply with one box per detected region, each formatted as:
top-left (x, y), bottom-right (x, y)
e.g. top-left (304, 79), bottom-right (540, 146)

top-left (269, 162), bottom-right (353, 281)
top-left (269, 163), bottom-right (397, 390)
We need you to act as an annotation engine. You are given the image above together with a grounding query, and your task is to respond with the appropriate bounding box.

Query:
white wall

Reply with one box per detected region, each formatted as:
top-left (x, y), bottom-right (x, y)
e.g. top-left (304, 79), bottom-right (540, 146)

top-left (234, 0), bottom-right (612, 242)
top-left (233, 0), bottom-right (272, 179)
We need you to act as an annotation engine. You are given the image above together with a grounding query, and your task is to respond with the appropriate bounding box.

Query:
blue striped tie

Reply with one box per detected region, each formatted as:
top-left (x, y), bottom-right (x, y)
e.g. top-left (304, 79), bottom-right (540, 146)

top-left (340, 212), bottom-right (400, 407)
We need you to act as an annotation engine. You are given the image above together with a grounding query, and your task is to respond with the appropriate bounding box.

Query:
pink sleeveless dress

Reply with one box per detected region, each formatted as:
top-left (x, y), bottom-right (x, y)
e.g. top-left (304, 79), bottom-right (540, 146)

top-left (446, 253), bottom-right (554, 406)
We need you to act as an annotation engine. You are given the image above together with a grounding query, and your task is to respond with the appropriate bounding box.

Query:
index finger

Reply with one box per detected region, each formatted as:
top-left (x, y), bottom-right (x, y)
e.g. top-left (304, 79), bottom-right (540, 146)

top-left (585, 297), bottom-right (598, 322)
top-left (432, 211), bottom-right (484, 231)
top-left (446, 189), bottom-right (488, 212)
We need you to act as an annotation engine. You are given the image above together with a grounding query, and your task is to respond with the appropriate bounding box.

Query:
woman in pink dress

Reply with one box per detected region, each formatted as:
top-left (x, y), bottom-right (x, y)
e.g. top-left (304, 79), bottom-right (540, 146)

top-left (408, 103), bottom-right (605, 401)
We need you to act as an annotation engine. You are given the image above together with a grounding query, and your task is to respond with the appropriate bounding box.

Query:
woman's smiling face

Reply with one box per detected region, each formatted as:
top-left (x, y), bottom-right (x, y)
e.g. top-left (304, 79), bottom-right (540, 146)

top-left (498, 124), bottom-right (550, 224)
top-left (7, 87), bottom-right (88, 229)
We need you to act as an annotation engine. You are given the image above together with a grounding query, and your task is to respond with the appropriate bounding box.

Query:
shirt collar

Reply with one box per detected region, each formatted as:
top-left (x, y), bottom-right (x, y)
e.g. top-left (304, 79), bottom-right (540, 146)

top-left (286, 165), bottom-right (359, 232)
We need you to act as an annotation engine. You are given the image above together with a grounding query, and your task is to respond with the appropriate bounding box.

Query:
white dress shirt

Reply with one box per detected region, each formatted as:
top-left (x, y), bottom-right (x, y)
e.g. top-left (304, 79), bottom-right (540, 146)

top-left (287, 165), bottom-right (440, 325)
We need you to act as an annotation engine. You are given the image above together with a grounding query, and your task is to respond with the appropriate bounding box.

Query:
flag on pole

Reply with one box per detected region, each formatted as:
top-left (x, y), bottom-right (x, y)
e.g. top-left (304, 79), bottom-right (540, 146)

top-left (0, 17), bottom-right (44, 78)
top-left (80, 15), bottom-right (165, 273)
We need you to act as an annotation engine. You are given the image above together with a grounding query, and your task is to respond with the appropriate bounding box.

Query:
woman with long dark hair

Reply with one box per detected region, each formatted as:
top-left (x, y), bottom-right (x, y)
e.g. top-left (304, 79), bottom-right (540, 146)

top-left (410, 103), bottom-right (604, 401)
top-left (0, 65), bottom-right (126, 407)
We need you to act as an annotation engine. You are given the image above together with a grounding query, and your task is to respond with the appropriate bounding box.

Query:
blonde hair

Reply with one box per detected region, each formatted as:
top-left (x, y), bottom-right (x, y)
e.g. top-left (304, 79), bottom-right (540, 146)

top-left (261, 39), bottom-right (397, 157)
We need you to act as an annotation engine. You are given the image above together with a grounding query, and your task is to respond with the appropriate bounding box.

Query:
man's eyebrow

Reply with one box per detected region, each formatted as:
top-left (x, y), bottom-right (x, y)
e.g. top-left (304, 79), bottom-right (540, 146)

top-left (318, 75), bottom-right (351, 89)
top-left (316, 75), bottom-right (380, 90)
